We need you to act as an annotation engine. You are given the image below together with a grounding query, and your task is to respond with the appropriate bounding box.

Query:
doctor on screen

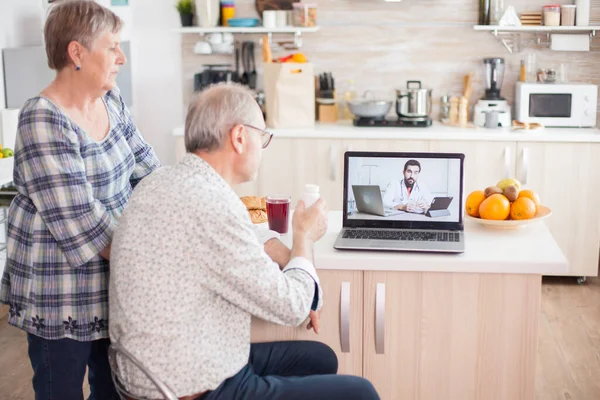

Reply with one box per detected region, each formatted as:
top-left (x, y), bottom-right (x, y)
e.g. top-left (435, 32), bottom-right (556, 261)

top-left (382, 159), bottom-right (433, 214)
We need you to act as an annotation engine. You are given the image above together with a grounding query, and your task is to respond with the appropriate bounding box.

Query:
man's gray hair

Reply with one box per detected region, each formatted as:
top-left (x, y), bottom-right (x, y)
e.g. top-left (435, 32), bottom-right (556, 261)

top-left (185, 83), bottom-right (261, 153)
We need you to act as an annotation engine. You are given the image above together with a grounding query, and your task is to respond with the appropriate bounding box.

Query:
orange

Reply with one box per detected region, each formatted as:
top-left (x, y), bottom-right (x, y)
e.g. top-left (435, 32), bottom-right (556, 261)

top-left (518, 190), bottom-right (541, 212)
top-left (291, 53), bottom-right (308, 63)
top-left (479, 194), bottom-right (510, 220)
top-left (465, 190), bottom-right (486, 217)
top-left (510, 197), bottom-right (537, 220)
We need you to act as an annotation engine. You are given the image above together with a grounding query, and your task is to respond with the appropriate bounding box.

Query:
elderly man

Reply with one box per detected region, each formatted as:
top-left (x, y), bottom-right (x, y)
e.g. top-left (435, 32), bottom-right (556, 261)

top-left (109, 83), bottom-right (379, 400)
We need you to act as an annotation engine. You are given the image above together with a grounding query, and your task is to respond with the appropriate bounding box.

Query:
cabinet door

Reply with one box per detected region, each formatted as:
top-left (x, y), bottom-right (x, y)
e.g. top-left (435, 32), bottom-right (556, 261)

top-left (363, 271), bottom-right (540, 400)
top-left (429, 140), bottom-right (517, 195)
top-left (516, 142), bottom-right (600, 277)
top-left (251, 270), bottom-right (363, 376)
top-left (244, 138), bottom-right (344, 208)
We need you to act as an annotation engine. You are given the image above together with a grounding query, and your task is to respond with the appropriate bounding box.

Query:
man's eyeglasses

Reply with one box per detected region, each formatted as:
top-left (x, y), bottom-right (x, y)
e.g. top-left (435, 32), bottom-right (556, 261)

top-left (243, 124), bottom-right (273, 149)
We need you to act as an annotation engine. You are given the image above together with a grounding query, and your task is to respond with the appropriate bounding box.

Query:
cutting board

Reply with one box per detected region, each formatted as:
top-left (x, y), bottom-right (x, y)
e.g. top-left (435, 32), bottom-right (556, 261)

top-left (255, 0), bottom-right (295, 14)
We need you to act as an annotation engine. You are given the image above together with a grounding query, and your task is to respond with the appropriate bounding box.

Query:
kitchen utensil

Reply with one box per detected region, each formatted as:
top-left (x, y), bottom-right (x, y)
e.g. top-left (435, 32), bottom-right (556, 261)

top-left (227, 18), bottom-right (260, 27)
top-left (463, 72), bottom-right (474, 100)
top-left (248, 42), bottom-right (257, 90)
top-left (262, 35), bottom-right (273, 63)
top-left (348, 92), bottom-right (393, 119)
top-left (207, 33), bottom-right (223, 45)
top-left (263, 10), bottom-right (277, 28)
top-left (395, 81), bottom-right (433, 120)
top-left (195, 0), bottom-right (220, 27)
top-left (233, 45), bottom-right (240, 82)
top-left (276, 10), bottom-right (288, 27)
top-left (483, 58), bottom-right (505, 100)
top-left (292, 2), bottom-right (317, 27)
top-left (440, 95), bottom-right (451, 123)
top-left (483, 109), bottom-right (506, 129)
top-left (474, 100), bottom-right (511, 127)
top-left (318, 72), bottom-right (335, 99)
top-left (537, 68), bottom-right (557, 83)
top-left (211, 43), bottom-right (234, 54)
top-left (194, 65), bottom-right (234, 92)
top-left (193, 41), bottom-right (212, 55)
top-left (474, 58), bottom-right (511, 127)
top-left (241, 42), bottom-right (250, 86)
top-left (254, 90), bottom-right (266, 119)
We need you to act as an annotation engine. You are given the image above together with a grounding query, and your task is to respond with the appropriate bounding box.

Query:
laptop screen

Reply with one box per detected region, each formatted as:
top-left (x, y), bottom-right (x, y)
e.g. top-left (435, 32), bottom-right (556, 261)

top-left (343, 152), bottom-right (464, 229)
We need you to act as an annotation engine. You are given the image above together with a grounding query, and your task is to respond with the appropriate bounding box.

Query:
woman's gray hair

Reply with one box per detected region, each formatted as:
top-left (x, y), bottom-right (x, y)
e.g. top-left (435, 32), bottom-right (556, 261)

top-left (185, 83), bottom-right (262, 153)
top-left (44, 0), bottom-right (123, 70)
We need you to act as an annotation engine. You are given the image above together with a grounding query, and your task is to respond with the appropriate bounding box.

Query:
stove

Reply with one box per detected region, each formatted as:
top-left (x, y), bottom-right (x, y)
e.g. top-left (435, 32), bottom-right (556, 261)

top-left (353, 117), bottom-right (433, 128)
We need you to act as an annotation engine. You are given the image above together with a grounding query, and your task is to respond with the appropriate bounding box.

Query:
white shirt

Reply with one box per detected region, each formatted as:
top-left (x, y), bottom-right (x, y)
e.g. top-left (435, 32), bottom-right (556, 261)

top-left (109, 154), bottom-right (322, 398)
top-left (382, 179), bottom-right (433, 213)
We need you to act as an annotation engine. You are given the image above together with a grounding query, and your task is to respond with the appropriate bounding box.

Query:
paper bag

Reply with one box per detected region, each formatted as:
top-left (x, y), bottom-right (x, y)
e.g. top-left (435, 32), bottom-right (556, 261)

top-left (264, 63), bottom-right (315, 129)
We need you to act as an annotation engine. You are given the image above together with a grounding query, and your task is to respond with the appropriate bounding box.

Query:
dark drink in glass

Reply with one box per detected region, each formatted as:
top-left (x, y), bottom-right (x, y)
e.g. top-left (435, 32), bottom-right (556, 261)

top-left (266, 196), bottom-right (291, 234)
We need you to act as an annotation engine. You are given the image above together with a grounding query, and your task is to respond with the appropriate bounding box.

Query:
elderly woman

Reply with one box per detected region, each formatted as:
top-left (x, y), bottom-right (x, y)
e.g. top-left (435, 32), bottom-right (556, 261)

top-left (0, 1), bottom-right (160, 398)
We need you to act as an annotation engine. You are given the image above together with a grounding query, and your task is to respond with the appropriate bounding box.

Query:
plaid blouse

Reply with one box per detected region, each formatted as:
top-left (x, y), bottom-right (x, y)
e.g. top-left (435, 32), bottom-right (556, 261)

top-left (0, 87), bottom-right (160, 341)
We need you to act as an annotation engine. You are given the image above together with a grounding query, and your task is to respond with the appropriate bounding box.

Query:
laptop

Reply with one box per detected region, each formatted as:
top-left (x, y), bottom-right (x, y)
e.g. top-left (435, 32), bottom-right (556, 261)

top-left (334, 151), bottom-right (465, 253)
top-left (352, 185), bottom-right (404, 217)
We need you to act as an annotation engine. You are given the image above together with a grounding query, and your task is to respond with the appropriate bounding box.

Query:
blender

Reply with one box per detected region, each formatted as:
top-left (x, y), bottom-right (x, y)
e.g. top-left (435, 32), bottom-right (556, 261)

top-left (474, 58), bottom-right (512, 128)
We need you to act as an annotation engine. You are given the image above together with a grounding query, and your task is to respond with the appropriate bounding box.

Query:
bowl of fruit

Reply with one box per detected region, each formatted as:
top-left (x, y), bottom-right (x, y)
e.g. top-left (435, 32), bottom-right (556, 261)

top-left (465, 178), bottom-right (551, 230)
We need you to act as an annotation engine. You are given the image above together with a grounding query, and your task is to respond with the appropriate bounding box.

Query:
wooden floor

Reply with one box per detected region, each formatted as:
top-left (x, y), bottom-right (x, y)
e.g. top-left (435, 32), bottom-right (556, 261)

top-left (0, 277), bottom-right (599, 400)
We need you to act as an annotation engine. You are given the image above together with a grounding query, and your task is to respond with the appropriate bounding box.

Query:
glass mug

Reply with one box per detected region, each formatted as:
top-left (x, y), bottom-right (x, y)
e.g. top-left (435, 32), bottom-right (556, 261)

top-left (266, 195), bottom-right (291, 234)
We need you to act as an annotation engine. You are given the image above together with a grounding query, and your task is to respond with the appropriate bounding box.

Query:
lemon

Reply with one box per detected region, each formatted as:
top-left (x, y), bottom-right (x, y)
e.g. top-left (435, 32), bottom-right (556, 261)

top-left (496, 178), bottom-right (521, 191)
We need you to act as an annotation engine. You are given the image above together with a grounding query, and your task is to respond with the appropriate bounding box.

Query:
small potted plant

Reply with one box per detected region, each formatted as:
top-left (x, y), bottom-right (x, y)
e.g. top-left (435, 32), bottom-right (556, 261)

top-left (176, 0), bottom-right (194, 27)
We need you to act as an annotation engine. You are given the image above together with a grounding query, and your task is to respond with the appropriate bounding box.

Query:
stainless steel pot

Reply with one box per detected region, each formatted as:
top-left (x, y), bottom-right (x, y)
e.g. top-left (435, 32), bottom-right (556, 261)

top-left (347, 92), bottom-right (393, 119)
top-left (395, 81), bottom-right (433, 119)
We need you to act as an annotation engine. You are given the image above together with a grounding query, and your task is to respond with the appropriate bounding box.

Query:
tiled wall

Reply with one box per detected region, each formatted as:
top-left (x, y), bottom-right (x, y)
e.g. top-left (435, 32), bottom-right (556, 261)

top-left (181, 0), bottom-right (600, 123)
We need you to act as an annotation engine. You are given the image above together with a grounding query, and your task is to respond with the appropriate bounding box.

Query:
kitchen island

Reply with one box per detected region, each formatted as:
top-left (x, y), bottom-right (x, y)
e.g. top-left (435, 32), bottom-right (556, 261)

top-left (173, 121), bottom-right (600, 280)
top-left (250, 211), bottom-right (568, 400)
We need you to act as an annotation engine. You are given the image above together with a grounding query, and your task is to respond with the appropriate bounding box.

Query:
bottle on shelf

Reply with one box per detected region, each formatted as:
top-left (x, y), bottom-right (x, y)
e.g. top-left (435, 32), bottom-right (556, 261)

top-left (479, 0), bottom-right (491, 25)
top-left (341, 80), bottom-right (358, 120)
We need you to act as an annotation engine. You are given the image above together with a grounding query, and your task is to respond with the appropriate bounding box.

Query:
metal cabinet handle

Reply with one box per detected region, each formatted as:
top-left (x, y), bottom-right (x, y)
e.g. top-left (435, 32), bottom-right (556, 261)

top-left (330, 145), bottom-right (337, 181)
top-left (521, 147), bottom-right (529, 185)
top-left (504, 146), bottom-right (511, 179)
top-left (375, 283), bottom-right (386, 354)
top-left (340, 281), bottom-right (350, 353)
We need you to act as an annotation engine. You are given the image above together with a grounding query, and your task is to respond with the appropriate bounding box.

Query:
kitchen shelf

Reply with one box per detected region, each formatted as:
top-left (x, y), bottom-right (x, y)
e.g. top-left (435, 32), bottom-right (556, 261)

top-left (173, 26), bottom-right (320, 48)
top-left (474, 25), bottom-right (599, 53)
top-left (173, 26), bottom-right (320, 34)
top-left (474, 25), bottom-right (598, 36)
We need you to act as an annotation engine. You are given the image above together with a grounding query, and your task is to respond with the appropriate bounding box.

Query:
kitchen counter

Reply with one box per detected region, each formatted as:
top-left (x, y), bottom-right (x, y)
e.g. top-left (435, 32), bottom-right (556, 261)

top-left (172, 121), bottom-right (600, 143)
top-left (252, 210), bottom-right (566, 398)
top-left (276, 211), bottom-right (568, 275)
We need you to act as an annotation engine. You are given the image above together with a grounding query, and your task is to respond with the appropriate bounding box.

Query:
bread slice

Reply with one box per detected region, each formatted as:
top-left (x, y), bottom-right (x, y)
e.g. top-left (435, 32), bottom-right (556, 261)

top-left (249, 209), bottom-right (268, 224)
top-left (241, 196), bottom-right (265, 211)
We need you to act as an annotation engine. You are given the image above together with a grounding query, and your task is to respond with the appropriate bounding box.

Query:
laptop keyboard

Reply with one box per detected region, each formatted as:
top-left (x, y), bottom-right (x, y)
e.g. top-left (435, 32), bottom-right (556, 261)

top-left (342, 229), bottom-right (461, 242)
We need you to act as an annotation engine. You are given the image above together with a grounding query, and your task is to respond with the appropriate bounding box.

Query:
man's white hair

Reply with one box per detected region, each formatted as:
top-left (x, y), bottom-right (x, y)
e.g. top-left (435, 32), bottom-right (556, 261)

top-left (185, 83), bottom-right (261, 153)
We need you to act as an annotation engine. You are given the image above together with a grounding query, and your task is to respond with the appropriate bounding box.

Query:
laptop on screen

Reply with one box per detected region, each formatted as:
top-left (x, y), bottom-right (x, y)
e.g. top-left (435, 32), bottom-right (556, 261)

top-left (333, 151), bottom-right (465, 253)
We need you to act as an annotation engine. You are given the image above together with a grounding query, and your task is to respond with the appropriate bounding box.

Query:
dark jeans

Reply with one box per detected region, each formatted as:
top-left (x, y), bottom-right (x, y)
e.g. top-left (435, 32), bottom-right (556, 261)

top-left (27, 333), bottom-right (119, 400)
top-left (199, 341), bottom-right (379, 400)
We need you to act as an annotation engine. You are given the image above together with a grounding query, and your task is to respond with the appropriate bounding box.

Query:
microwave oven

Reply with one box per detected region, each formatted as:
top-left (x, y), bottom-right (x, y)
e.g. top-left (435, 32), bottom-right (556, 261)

top-left (515, 82), bottom-right (598, 127)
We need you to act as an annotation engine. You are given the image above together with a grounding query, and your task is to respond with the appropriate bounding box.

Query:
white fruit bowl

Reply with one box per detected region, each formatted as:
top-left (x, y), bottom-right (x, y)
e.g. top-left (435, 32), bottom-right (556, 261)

top-left (466, 205), bottom-right (552, 230)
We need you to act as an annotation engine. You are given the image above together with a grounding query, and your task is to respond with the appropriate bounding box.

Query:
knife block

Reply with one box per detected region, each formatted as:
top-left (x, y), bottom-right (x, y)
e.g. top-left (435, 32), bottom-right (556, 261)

top-left (317, 103), bottom-right (338, 123)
